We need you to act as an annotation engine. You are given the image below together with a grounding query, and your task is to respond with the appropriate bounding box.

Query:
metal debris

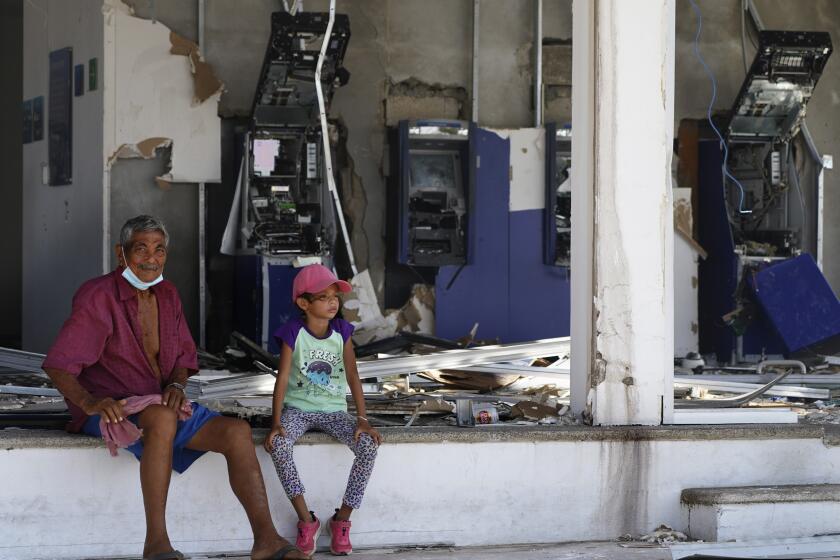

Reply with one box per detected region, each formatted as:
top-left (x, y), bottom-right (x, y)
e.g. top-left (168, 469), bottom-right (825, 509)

top-left (0, 385), bottom-right (61, 397)
top-left (0, 347), bottom-right (47, 374)
top-left (675, 360), bottom-right (810, 408)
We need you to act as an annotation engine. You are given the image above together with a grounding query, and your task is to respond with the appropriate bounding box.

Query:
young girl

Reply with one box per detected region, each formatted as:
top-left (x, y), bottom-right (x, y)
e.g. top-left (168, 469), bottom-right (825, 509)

top-left (264, 264), bottom-right (381, 557)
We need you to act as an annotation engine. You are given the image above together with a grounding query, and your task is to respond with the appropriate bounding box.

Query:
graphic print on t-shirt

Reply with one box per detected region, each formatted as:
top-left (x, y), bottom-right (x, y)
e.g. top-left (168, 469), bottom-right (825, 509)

top-left (306, 360), bottom-right (332, 385)
top-left (297, 348), bottom-right (344, 397)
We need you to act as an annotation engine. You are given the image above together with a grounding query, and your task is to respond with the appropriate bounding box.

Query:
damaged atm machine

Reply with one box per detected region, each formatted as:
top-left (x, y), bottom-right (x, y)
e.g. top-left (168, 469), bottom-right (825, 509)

top-left (687, 30), bottom-right (840, 365)
top-left (223, 9), bottom-right (352, 353)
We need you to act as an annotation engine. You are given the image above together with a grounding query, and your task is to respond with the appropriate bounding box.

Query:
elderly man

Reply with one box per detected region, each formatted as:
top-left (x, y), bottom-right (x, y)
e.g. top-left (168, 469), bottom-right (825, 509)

top-left (43, 215), bottom-right (305, 560)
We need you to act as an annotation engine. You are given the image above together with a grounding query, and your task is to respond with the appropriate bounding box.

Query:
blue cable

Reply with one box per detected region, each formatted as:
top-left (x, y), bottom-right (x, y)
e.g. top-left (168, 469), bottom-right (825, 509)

top-left (689, 0), bottom-right (751, 214)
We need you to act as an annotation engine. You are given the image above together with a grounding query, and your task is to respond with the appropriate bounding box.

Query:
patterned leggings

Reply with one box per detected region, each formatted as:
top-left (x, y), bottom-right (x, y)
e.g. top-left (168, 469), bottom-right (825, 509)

top-left (269, 407), bottom-right (378, 510)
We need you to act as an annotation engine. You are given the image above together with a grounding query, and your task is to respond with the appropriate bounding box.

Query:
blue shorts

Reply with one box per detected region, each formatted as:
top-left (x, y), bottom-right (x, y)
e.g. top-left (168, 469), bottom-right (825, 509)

top-left (81, 402), bottom-right (220, 473)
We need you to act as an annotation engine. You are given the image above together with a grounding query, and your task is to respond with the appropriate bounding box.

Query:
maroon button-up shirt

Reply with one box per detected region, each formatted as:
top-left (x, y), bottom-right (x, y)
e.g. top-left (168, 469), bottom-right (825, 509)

top-left (43, 269), bottom-right (198, 432)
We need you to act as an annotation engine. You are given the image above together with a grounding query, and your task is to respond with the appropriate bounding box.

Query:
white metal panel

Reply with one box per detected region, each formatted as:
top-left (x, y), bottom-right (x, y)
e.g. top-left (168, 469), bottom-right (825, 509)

top-left (507, 128), bottom-right (546, 212)
top-left (674, 189), bottom-right (698, 363)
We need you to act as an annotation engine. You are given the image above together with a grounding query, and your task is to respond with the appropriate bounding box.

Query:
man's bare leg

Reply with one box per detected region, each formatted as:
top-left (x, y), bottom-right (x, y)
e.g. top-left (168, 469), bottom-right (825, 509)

top-left (137, 405), bottom-right (178, 558)
top-left (187, 416), bottom-right (307, 560)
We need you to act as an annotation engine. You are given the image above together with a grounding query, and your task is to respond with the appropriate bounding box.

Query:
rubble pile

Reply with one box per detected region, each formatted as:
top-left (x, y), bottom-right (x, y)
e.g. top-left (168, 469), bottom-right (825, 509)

top-left (638, 524), bottom-right (690, 544)
top-left (2, 340), bottom-right (839, 430)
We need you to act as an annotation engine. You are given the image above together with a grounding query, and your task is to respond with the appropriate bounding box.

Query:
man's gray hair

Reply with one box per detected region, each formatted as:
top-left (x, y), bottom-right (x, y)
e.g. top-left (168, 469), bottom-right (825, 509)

top-left (119, 215), bottom-right (170, 249)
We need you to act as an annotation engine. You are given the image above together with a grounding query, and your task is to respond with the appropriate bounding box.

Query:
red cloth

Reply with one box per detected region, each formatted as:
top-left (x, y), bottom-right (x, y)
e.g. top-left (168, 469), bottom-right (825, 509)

top-left (43, 269), bottom-right (198, 432)
top-left (100, 394), bottom-right (193, 456)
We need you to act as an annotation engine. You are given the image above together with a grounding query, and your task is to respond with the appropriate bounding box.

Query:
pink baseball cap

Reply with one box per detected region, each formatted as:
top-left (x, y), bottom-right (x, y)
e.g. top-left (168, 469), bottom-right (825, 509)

top-left (292, 264), bottom-right (352, 301)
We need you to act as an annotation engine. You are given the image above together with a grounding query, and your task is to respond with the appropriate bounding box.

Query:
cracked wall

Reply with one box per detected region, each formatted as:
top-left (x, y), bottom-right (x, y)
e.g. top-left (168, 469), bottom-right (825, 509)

top-left (585, 0), bottom-right (672, 425)
top-left (384, 78), bottom-right (468, 126)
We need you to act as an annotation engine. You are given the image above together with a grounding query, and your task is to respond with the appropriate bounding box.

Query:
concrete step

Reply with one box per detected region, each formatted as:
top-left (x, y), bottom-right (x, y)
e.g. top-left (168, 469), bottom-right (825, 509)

top-left (682, 484), bottom-right (840, 541)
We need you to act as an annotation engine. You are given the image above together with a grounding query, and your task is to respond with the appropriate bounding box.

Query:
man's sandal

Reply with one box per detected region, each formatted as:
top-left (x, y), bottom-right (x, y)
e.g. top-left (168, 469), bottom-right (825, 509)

top-left (144, 551), bottom-right (185, 560)
top-left (263, 544), bottom-right (303, 559)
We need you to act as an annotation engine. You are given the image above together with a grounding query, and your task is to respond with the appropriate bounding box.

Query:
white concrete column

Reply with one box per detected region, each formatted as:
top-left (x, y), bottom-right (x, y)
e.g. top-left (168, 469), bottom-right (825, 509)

top-left (571, 0), bottom-right (675, 425)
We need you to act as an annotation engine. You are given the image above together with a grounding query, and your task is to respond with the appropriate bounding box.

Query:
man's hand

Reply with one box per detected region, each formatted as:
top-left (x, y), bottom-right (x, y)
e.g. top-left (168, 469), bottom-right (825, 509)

top-left (82, 396), bottom-right (127, 424)
top-left (162, 384), bottom-right (187, 411)
top-left (354, 417), bottom-right (382, 445)
top-left (263, 423), bottom-right (287, 453)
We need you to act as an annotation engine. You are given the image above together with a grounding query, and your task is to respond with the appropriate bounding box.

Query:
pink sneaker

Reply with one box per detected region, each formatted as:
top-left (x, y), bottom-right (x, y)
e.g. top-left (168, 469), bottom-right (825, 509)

top-left (296, 511), bottom-right (321, 556)
top-left (328, 511), bottom-right (353, 555)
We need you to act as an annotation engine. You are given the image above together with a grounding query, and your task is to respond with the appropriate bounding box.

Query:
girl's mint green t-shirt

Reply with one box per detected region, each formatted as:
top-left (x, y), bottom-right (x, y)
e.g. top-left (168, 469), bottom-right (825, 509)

top-left (274, 317), bottom-right (355, 413)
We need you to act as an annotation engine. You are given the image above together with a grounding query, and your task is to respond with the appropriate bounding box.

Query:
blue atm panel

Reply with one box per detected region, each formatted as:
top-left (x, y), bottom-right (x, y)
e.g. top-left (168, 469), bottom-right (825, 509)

top-left (435, 127), bottom-right (571, 343)
top-left (234, 256), bottom-right (303, 354)
top-left (264, 261), bottom-right (300, 354)
top-left (509, 209), bottom-right (571, 341)
top-left (435, 128), bottom-right (510, 341)
top-left (234, 255), bottom-right (263, 346)
top-left (751, 254), bottom-right (840, 353)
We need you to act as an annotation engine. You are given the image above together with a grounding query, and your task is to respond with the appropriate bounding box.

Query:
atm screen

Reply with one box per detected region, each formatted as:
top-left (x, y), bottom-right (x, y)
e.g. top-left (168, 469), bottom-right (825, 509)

top-left (409, 152), bottom-right (459, 191)
top-left (253, 139), bottom-right (281, 176)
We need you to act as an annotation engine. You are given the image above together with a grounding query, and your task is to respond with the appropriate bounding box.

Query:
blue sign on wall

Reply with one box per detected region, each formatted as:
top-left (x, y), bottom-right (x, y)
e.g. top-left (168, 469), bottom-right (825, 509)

top-left (74, 64), bottom-right (84, 96)
top-left (49, 48), bottom-right (73, 186)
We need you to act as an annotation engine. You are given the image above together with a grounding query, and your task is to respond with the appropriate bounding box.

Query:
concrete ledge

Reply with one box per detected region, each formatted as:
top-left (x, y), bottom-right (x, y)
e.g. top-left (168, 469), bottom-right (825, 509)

top-left (0, 423), bottom-right (826, 449)
top-left (5, 423), bottom-right (840, 558)
top-left (682, 485), bottom-right (840, 541)
top-left (682, 484), bottom-right (840, 505)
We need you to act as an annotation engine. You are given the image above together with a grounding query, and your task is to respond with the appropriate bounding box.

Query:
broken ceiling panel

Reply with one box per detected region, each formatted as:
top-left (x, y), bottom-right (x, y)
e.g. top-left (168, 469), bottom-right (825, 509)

top-left (104, 1), bottom-right (222, 184)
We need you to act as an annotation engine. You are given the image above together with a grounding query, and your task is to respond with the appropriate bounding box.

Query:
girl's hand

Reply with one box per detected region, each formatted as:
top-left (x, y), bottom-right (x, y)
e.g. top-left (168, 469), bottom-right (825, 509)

top-left (354, 417), bottom-right (382, 445)
top-left (263, 423), bottom-right (287, 453)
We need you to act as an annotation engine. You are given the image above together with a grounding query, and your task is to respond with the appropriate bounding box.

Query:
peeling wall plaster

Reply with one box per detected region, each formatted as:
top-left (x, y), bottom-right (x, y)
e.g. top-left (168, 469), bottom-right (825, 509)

top-left (103, 0), bottom-right (221, 185)
top-left (169, 32), bottom-right (225, 104)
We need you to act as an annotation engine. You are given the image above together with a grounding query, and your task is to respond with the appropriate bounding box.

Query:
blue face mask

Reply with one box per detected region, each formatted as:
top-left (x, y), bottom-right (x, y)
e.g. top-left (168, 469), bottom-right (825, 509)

top-left (121, 260), bottom-right (164, 291)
